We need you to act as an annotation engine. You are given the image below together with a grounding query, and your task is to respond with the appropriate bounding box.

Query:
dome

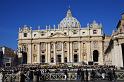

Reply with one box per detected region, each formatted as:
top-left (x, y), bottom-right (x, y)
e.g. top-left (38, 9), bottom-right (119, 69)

top-left (59, 9), bottom-right (81, 29)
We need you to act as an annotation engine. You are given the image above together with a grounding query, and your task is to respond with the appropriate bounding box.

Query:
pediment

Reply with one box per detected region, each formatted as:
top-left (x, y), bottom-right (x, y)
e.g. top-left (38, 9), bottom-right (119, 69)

top-left (49, 32), bottom-right (68, 37)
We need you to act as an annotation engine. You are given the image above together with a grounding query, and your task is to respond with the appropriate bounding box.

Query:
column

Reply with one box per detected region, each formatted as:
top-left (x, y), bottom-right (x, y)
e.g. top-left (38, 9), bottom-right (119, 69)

top-left (62, 42), bottom-right (64, 63)
top-left (118, 44), bottom-right (123, 67)
top-left (37, 43), bottom-right (40, 63)
top-left (45, 43), bottom-right (48, 63)
top-left (47, 42), bottom-right (51, 63)
top-left (113, 40), bottom-right (119, 67)
top-left (54, 42), bottom-right (56, 64)
top-left (27, 43), bottom-right (32, 63)
top-left (67, 42), bottom-right (70, 62)
top-left (70, 42), bottom-right (73, 62)
top-left (79, 41), bottom-right (81, 62)
top-left (86, 41), bottom-right (91, 63)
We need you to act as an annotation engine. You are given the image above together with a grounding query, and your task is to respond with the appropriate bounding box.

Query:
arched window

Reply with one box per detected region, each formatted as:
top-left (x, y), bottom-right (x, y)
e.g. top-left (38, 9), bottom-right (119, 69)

top-left (93, 50), bottom-right (99, 62)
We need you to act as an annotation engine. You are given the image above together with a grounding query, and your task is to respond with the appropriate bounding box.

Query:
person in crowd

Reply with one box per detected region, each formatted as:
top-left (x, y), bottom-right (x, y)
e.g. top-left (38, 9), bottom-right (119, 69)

top-left (36, 69), bottom-right (41, 82)
top-left (28, 70), bottom-right (34, 82)
top-left (101, 68), bottom-right (106, 80)
top-left (80, 69), bottom-right (84, 82)
top-left (20, 71), bottom-right (26, 82)
top-left (64, 69), bottom-right (68, 80)
top-left (91, 69), bottom-right (95, 81)
top-left (0, 71), bottom-right (3, 82)
top-left (108, 69), bottom-right (113, 81)
top-left (77, 68), bottom-right (81, 80)
top-left (85, 69), bottom-right (88, 82)
top-left (112, 68), bottom-right (117, 82)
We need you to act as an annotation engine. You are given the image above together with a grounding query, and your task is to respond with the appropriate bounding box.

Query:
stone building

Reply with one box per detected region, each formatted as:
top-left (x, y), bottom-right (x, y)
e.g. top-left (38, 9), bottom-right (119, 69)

top-left (18, 9), bottom-right (110, 65)
top-left (0, 46), bottom-right (17, 67)
top-left (105, 13), bottom-right (124, 68)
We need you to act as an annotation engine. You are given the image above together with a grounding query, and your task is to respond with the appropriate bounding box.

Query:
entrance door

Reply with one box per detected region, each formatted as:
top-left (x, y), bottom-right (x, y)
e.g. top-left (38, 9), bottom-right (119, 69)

top-left (57, 55), bottom-right (61, 63)
top-left (22, 52), bottom-right (27, 64)
top-left (74, 54), bottom-right (78, 63)
top-left (121, 44), bottom-right (124, 67)
top-left (93, 50), bottom-right (99, 62)
top-left (41, 55), bottom-right (45, 63)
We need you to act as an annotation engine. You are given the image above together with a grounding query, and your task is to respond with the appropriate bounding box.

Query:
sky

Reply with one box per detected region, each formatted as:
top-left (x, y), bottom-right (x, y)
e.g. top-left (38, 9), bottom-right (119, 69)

top-left (0, 0), bottom-right (124, 50)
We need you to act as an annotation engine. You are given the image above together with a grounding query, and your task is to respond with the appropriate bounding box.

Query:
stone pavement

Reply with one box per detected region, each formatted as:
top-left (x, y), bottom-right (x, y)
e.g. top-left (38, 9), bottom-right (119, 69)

top-left (43, 80), bottom-right (124, 82)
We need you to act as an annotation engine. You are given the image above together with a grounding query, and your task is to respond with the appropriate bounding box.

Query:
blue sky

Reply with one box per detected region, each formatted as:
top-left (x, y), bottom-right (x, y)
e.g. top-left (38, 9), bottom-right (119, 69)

top-left (0, 0), bottom-right (124, 50)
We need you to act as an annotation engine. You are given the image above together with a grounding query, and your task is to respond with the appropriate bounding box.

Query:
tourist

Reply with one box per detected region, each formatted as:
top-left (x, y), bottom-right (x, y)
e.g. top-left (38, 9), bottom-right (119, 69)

top-left (77, 68), bottom-right (81, 80)
top-left (20, 71), bottom-right (26, 82)
top-left (80, 69), bottom-right (84, 82)
top-left (64, 69), bottom-right (68, 80)
top-left (28, 70), bottom-right (34, 82)
top-left (90, 69), bottom-right (95, 81)
top-left (85, 69), bottom-right (89, 82)
top-left (101, 68), bottom-right (106, 79)
top-left (0, 72), bottom-right (3, 82)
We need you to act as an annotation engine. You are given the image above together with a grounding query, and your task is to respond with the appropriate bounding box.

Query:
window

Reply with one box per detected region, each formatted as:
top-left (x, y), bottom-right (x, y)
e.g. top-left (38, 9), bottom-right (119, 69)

top-left (41, 33), bottom-right (44, 36)
top-left (33, 54), bottom-right (37, 62)
top-left (34, 45), bottom-right (36, 50)
top-left (41, 55), bottom-right (45, 63)
top-left (34, 34), bottom-right (36, 37)
top-left (51, 33), bottom-right (53, 35)
top-left (42, 51), bottom-right (44, 53)
top-left (51, 51), bottom-right (54, 53)
top-left (41, 31), bottom-right (45, 36)
top-left (74, 50), bottom-right (77, 52)
top-left (93, 30), bottom-right (97, 34)
top-left (64, 57), bottom-right (67, 63)
top-left (24, 33), bottom-right (27, 37)
top-left (82, 32), bottom-right (85, 34)
top-left (73, 30), bottom-right (77, 34)
top-left (51, 57), bottom-right (54, 63)
top-left (57, 55), bottom-right (61, 63)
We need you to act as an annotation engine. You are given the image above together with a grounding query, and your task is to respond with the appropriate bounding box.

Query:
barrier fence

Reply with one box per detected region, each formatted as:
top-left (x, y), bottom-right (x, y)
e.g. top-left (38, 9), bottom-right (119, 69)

top-left (2, 70), bottom-right (124, 82)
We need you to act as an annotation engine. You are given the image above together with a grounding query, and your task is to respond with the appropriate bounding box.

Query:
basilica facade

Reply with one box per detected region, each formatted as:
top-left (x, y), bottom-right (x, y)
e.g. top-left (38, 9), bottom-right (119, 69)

top-left (18, 9), bottom-right (111, 65)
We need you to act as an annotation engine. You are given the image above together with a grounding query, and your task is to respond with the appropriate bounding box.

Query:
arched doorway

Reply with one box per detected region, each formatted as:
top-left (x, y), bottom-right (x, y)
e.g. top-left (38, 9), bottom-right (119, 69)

top-left (22, 52), bottom-right (27, 64)
top-left (121, 44), bottom-right (124, 67)
top-left (93, 50), bottom-right (99, 62)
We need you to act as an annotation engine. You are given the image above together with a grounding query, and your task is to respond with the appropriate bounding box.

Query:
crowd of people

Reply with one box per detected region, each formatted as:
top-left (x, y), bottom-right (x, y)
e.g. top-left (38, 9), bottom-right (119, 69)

top-left (0, 64), bottom-right (118, 82)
